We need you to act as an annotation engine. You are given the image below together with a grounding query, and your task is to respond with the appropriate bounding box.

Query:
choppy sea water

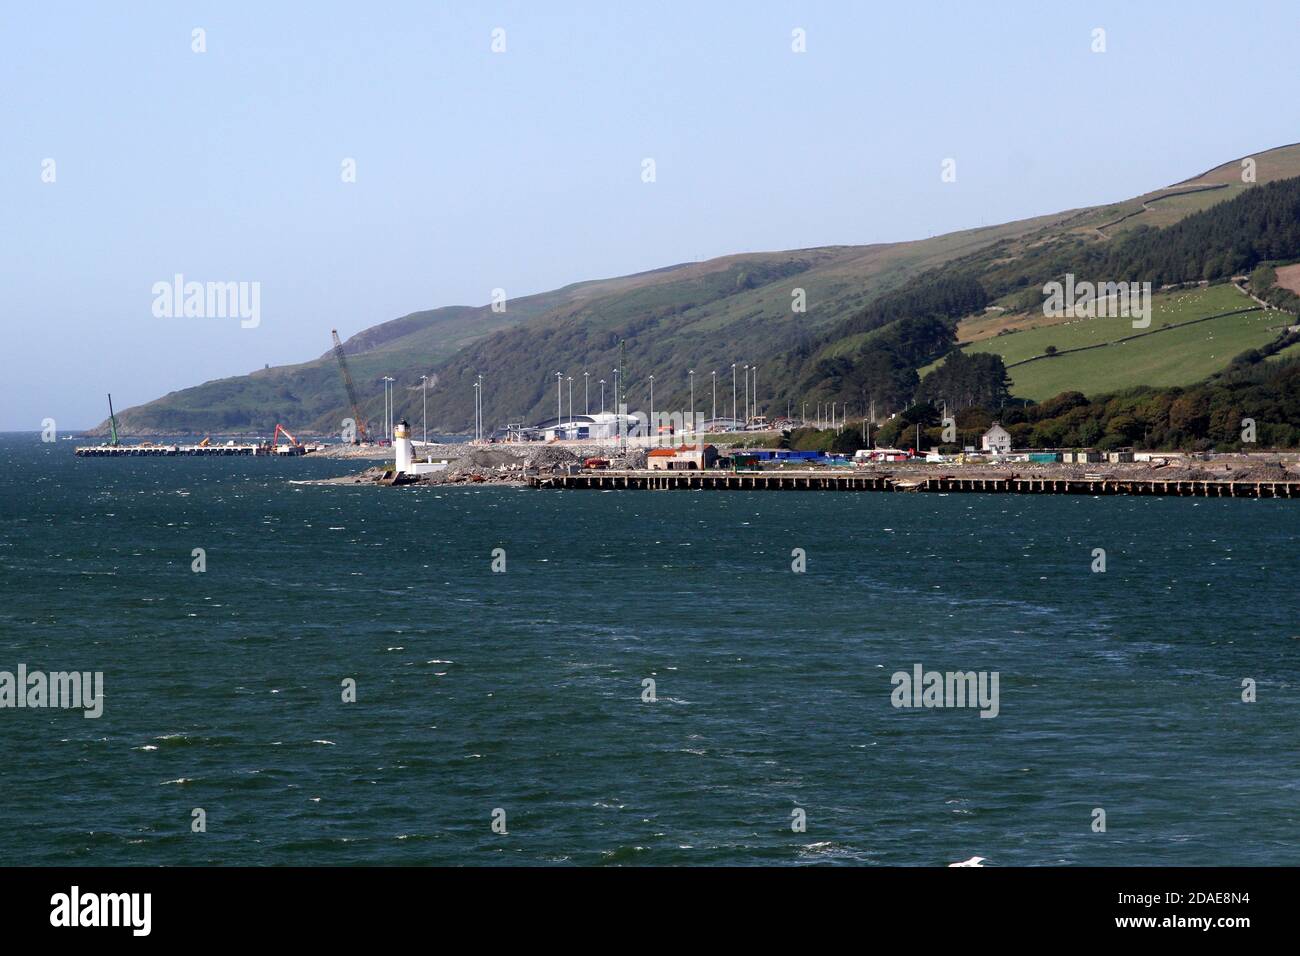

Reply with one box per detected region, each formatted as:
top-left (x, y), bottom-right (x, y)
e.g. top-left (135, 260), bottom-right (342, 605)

top-left (0, 434), bottom-right (1296, 866)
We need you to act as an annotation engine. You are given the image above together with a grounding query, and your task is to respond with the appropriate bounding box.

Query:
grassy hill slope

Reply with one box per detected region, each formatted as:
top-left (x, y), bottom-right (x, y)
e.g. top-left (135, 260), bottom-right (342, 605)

top-left (101, 144), bottom-right (1300, 436)
top-left (102, 215), bottom-right (1072, 435)
top-left (1005, 307), bottom-right (1280, 400)
top-left (940, 282), bottom-right (1288, 401)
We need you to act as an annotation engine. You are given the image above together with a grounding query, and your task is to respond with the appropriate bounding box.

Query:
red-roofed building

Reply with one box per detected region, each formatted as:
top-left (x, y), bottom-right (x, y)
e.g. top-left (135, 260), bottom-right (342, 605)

top-left (646, 444), bottom-right (718, 471)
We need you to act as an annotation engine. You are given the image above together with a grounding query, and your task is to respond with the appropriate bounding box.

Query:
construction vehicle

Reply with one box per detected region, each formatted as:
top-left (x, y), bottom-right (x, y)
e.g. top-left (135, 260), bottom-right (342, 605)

top-left (270, 423), bottom-right (306, 455)
top-left (330, 329), bottom-right (369, 444)
top-left (272, 423), bottom-right (300, 446)
top-left (198, 436), bottom-right (211, 447)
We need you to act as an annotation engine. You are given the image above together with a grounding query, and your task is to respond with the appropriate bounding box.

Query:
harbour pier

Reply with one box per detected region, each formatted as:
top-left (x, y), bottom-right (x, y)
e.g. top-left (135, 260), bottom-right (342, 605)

top-left (75, 443), bottom-right (293, 457)
top-left (527, 469), bottom-right (1300, 499)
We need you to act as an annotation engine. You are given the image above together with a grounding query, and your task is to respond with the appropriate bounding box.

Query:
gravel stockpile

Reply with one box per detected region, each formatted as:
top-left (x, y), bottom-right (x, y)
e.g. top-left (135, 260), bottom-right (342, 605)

top-left (447, 447), bottom-right (521, 474)
top-left (523, 446), bottom-right (580, 470)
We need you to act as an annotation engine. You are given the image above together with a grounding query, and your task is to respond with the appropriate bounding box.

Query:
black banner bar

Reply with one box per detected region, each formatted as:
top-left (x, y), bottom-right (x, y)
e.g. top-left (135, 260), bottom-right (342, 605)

top-left (0, 866), bottom-right (1275, 940)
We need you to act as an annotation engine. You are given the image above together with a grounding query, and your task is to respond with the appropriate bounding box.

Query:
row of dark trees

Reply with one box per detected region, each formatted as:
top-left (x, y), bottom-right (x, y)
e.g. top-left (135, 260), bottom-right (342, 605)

top-left (1088, 178), bottom-right (1300, 286)
top-left (780, 350), bottom-right (1300, 452)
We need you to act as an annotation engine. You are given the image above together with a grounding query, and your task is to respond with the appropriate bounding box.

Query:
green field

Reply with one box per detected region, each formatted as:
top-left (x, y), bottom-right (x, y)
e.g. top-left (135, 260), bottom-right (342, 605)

top-left (1006, 309), bottom-right (1281, 399)
top-left (929, 284), bottom-right (1287, 399)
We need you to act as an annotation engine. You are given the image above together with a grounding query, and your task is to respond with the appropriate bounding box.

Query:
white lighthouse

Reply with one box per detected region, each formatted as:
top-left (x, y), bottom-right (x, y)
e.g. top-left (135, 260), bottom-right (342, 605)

top-left (393, 419), bottom-right (448, 477)
top-left (394, 419), bottom-right (414, 472)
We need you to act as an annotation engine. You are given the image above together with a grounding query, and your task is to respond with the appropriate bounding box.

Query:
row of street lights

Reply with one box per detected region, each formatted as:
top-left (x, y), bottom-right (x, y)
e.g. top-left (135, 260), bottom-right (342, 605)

top-left (387, 373), bottom-right (469, 445)
top-left (544, 364), bottom-right (762, 434)
top-left (390, 368), bottom-right (783, 440)
top-left (386, 362), bottom-right (894, 445)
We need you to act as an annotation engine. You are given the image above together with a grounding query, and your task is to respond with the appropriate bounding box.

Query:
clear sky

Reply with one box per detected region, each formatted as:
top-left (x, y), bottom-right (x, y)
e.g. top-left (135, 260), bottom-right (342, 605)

top-left (2, 1), bottom-right (1297, 429)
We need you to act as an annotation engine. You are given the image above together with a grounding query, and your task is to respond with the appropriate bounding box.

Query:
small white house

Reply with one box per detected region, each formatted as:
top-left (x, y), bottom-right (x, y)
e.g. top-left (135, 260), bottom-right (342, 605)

top-left (981, 423), bottom-right (1012, 455)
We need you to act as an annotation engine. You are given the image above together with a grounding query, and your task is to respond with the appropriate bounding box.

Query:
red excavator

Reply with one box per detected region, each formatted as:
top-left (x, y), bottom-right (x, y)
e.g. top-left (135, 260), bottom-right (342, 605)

top-left (269, 424), bottom-right (305, 455)
top-left (273, 423), bottom-right (300, 446)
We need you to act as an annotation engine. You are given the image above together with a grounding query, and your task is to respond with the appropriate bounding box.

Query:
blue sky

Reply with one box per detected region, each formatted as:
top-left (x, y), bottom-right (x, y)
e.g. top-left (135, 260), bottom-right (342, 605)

top-left (2, 1), bottom-right (1297, 429)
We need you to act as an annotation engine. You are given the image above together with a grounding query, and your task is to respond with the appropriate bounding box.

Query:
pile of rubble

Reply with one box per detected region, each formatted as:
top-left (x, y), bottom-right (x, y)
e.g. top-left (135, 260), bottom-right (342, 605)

top-left (447, 447), bottom-right (521, 474)
top-left (522, 446), bottom-right (579, 471)
top-left (416, 444), bottom-right (584, 485)
top-left (620, 447), bottom-right (648, 470)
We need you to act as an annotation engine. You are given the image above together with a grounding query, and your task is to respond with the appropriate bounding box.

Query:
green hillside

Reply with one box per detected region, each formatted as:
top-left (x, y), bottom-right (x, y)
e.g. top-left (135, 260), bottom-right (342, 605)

top-left (100, 143), bottom-right (1300, 436)
top-left (101, 216), bottom-right (1076, 435)
top-left (795, 155), bottom-right (1298, 413)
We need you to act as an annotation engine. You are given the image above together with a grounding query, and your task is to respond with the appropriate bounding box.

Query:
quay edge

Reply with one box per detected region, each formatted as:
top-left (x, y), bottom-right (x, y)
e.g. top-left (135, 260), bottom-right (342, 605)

top-left (526, 469), bottom-right (1300, 499)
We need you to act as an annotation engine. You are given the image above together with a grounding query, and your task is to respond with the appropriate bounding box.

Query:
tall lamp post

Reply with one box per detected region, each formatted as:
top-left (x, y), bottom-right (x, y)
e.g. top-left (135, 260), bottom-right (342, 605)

top-left (584, 371), bottom-right (589, 417)
top-left (567, 376), bottom-right (573, 429)
top-left (688, 369), bottom-right (694, 434)
top-left (555, 372), bottom-right (563, 438)
top-left (420, 375), bottom-right (428, 444)
top-left (743, 364), bottom-right (749, 425)
top-left (711, 370), bottom-right (717, 427)
top-left (383, 377), bottom-right (395, 440)
top-left (731, 364), bottom-right (737, 429)
top-left (648, 374), bottom-right (655, 440)
top-left (599, 379), bottom-right (606, 415)
top-left (612, 366), bottom-right (621, 449)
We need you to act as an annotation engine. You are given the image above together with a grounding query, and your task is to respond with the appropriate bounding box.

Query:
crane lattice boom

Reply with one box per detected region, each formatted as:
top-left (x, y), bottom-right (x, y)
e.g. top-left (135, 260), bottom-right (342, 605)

top-left (331, 329), bottom-right (369, 443)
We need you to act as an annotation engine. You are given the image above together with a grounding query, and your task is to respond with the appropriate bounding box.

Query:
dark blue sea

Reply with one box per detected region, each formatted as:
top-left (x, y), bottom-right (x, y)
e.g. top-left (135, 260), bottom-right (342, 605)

top-left (0, 434), bottom-right (1296, 865)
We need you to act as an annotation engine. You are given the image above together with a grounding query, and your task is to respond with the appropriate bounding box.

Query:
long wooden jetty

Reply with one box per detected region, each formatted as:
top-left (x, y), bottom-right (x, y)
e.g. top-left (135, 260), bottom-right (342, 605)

top-left (527, 469), bottom-right (1300, 499)
top-left (75, 443), bottom-right (281, 457)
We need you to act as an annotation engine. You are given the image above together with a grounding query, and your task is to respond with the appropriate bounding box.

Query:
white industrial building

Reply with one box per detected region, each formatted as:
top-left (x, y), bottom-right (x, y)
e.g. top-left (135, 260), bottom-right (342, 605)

top-left (513, 412), bottom-right (643, 442)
